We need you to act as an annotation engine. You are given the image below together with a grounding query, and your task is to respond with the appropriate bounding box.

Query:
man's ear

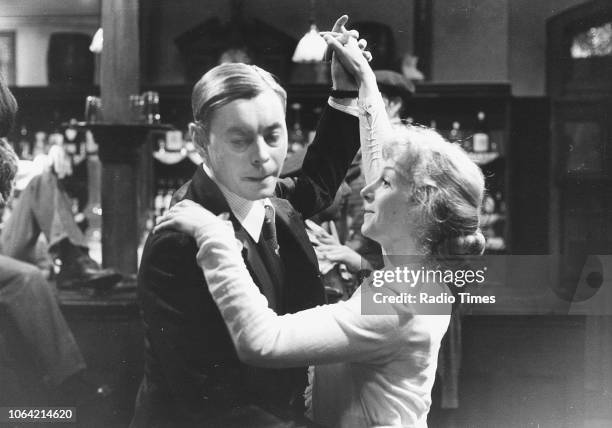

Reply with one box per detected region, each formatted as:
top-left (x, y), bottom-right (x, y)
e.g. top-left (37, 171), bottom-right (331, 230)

top-left (188, 122), bottom-right (202, 144)
top-left (189, 122), bottom-right (209, 160)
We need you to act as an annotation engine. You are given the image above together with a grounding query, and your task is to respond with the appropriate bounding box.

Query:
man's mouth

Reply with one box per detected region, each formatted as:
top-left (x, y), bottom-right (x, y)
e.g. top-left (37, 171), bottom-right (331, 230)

top-left (244, 174), bottom-right (276, 182)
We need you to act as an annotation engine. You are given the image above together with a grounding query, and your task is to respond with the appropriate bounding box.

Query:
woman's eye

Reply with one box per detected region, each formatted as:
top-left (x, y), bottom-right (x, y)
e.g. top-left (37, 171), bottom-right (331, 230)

top-left (381, 178), bottom-right (391, 188)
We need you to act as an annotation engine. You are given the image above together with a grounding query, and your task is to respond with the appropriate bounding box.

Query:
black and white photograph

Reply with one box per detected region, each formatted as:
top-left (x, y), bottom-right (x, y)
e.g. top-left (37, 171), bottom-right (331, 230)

top-left (0, 0), bottom-right (611, 427)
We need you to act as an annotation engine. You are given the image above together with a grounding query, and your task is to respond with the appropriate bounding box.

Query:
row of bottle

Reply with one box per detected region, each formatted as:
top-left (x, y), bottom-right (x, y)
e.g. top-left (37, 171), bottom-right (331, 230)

top-left (288, 104), bottom-right (499, 155)
top-left (10, 121), bottom-right (102, 161)
top-left (427, 111), bottom-right (498, 153)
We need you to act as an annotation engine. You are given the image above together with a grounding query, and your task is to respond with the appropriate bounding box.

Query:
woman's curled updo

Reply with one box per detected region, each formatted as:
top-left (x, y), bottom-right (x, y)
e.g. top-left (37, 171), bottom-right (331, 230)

top-left (384, 125), bottom-right (486, 255)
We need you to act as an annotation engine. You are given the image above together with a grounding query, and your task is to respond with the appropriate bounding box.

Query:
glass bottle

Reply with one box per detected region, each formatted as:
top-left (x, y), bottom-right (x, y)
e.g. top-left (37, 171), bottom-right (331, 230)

top-left (18, 125), bottom-right (31, 159)
top-left (472, 111), bottom-right (490, 153)
top-left (288, 103), bottom-right (305, 153)
top-left (449, 121), bottom-right (466, 150)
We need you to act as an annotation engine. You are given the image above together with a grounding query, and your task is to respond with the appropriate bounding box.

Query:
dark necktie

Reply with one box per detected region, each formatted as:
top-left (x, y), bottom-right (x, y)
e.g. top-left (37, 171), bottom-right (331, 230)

top-left (262, 204), bottom-right (280, 255)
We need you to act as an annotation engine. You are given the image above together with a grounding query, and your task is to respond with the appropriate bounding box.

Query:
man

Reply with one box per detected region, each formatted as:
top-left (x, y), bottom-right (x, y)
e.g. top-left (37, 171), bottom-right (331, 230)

top-left (132, 18), bottom-right (365, 427)
top-left (374, 69), bottom-right (414, 125)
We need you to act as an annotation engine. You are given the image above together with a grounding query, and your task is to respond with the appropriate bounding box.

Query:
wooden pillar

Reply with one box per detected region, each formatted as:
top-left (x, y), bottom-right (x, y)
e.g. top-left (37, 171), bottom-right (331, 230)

top-left (101, 0), bottom-right (139, 123)
top-left (98, 0), bottom-right (141, 275)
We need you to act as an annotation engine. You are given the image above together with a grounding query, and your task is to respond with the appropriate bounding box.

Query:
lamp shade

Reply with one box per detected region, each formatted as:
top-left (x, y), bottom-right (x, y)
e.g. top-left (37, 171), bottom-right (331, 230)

top-left (292, 24), bottom-right (327, 63)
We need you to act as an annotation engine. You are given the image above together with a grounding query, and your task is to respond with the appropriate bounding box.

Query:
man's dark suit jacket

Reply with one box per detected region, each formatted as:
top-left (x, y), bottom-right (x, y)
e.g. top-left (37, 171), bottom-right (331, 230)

top-left (131, 105), bottom-right (359, 427)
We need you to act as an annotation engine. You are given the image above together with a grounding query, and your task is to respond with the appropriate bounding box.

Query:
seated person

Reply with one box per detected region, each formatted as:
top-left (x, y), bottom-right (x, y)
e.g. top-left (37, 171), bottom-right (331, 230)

top-left (1, 141), bottom-right (121, 289)
top-left (0, 77), bottom-right (110, 405)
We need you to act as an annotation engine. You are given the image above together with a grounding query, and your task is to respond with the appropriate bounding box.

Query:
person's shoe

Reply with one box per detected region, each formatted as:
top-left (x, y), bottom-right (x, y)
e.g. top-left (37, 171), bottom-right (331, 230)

top-left (51, 238), bottom-right (122, 290)
top-left (55, 255), bottom-right (122, 290)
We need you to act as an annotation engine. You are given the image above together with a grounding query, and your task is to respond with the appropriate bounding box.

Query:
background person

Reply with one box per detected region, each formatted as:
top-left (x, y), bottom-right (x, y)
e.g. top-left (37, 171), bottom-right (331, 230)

top-left (0, 73), bottom-right (110, 407)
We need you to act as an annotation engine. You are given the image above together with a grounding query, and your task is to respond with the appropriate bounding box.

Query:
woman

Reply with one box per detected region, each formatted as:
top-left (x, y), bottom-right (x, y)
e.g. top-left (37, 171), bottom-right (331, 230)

top-left (156, 34), bottom-right (485, 427)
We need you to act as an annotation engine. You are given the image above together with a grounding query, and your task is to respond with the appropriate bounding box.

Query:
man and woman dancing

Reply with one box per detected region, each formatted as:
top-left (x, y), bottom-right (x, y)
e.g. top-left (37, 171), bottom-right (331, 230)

top-left (134, 15), bottom-right (485, 428)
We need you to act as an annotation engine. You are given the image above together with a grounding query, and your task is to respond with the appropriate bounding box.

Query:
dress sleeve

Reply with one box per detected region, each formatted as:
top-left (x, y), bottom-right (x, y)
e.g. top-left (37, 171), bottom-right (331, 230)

top-left (194, 224), bottom-right (408, 369)
top-left (358, 90), bottom-right (394, 185)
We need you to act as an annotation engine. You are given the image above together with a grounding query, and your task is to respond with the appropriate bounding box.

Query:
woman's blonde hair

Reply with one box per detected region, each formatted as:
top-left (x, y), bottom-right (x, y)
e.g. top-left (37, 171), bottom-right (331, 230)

top-left (384, 125), bottom-right (486, 255)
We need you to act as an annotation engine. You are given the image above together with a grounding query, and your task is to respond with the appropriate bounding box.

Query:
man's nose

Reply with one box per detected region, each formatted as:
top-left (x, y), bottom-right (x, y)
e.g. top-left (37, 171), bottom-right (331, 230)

top-left (250, 136), bottom-right (270, 166)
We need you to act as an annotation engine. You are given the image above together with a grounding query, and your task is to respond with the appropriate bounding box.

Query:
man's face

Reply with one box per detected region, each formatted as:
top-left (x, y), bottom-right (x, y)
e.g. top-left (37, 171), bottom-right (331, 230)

top-left (205, 90), bottom-right (287, 200)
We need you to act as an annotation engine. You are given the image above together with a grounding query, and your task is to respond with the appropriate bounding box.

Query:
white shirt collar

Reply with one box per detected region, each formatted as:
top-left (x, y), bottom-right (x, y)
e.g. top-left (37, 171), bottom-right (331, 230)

top-left (202, 163), bottom-right (273, 243)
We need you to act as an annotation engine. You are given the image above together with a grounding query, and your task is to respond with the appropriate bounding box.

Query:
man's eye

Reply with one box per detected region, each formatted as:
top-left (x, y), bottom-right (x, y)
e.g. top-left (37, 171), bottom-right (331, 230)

top-left (265, 132), bottom-right (282, 145)
top-left (381, 178), bottom-right (391, 188)
top-left (230, 139), bottom-right (249, 149)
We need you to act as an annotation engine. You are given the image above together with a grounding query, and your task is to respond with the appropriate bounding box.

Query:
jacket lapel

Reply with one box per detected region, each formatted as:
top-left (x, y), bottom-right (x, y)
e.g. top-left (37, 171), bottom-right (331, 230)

top-left (271, 197), bottom-right (325, 311)
top-left (234, 228), bottom-right (278, 309)
top-left (179, 167), bottom-right (278, 308)
top-left (272, 197), bottom-right (319, 269)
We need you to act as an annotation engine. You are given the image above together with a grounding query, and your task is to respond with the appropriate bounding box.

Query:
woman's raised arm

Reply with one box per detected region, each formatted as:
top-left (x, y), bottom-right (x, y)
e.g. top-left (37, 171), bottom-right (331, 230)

top-left (323, 33), bottom-right (394, 185)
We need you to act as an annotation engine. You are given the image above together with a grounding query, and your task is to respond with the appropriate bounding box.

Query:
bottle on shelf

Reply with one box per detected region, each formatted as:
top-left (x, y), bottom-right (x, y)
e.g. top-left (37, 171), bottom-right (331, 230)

top-left (288, 103), bottom-right (306, 153)
top-left (32, 131), bottom-right (47, 158)
top-left (495, 190), bottom-right (506, 214)
top-left (165, 130), bottom-right (184, 152)
top-left (449, 121), bottom-right (468, 150)
top-left (472, 111), bottom-right (490, 153)
top-left (17, 125), bottom-right (31, 159)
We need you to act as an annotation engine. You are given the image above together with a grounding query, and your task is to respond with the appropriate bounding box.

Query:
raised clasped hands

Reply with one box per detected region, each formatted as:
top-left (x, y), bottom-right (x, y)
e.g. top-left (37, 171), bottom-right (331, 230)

top-left (324, 15), bottom-right (373, 91)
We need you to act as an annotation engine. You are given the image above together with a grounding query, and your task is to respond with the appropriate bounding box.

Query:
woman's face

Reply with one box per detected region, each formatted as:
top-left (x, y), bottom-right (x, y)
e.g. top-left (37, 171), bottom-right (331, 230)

top-left (360, 160), bottom-right (416, 246)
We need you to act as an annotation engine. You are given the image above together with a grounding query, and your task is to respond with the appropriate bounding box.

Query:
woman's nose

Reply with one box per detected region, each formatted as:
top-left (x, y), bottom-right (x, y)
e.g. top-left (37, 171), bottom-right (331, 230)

top-left (251, 137), bottom-right (270, 166)
top-left (360, 183), bottom-right (374, 202)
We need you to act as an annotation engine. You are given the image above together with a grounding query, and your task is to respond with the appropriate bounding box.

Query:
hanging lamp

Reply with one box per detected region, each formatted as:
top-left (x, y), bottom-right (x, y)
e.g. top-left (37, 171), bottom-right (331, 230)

top-left (292, 0), bottom-right (326, 63)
